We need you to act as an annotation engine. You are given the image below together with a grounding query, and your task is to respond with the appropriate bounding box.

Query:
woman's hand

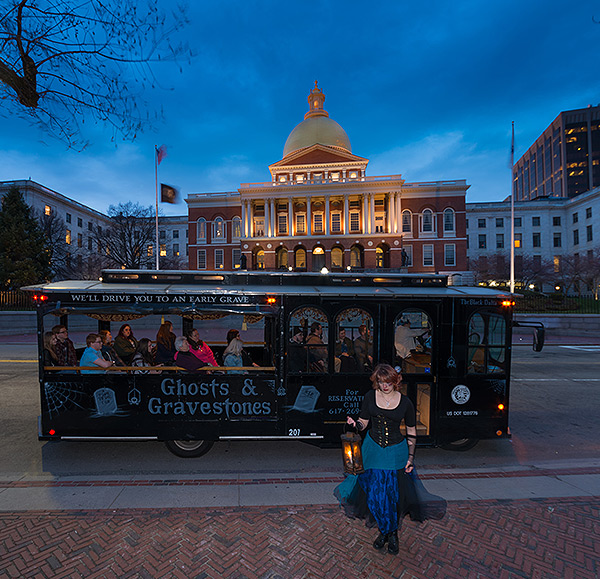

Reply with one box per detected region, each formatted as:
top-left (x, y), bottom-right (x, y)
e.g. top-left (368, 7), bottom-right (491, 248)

top-left (346, 416), bottom-right (356, 428)
top-left (404, 460), bottom-right (414, 474)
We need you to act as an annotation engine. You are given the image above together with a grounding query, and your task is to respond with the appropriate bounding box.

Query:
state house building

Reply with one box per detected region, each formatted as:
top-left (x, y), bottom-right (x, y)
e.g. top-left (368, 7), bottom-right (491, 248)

top-left (187, 83), bottom-right (468, 279)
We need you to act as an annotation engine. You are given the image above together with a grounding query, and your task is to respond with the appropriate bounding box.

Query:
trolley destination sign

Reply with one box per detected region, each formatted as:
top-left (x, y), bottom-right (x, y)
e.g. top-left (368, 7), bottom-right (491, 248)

top-left (47, 292), bottom-right (267, 306)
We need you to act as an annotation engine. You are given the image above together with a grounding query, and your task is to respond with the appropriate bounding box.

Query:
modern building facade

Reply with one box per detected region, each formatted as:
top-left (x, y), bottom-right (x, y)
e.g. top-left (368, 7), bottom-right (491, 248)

top-left (187, 83), bottom-right (469, 278)
top-left (512, 105), bottom-right (600, 201)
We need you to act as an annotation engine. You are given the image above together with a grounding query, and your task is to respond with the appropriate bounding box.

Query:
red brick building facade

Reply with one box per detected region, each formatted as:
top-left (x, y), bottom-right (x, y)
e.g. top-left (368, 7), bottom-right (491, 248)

top-left (187, 83), bottom-right (468, 278)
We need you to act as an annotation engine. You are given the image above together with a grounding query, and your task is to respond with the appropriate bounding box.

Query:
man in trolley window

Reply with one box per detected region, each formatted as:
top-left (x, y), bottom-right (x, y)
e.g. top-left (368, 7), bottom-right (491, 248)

top-left (394, 319), bottom-right (429, 363)
top-left (79, 334), bottom-right (114, 374)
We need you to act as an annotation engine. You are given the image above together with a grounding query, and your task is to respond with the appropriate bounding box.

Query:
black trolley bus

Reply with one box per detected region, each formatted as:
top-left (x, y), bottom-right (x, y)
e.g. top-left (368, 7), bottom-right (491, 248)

top-left (25, 269), bottom-right (536, 457)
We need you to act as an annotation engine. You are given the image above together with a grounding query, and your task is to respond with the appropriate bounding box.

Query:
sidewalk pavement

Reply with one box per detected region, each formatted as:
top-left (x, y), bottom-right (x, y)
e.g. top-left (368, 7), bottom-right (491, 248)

top-left (1, 462), bottom-right (599, 578)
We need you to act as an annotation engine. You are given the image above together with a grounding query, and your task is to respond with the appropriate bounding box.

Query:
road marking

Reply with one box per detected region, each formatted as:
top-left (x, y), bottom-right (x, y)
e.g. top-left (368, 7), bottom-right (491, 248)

top-left (0, 359), bottom-right (37, 363)
top-left (560, 346), bottom-right (600, 352)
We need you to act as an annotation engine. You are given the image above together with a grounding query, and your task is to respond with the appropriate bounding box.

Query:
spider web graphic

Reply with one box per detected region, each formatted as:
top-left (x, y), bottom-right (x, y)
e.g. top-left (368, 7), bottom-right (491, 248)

top-left (44, 381), bottom-right (89, 419)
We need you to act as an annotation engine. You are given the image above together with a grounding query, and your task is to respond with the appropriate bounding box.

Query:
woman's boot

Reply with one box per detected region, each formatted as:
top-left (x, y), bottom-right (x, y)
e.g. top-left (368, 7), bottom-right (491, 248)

top-left (387, 531), bottom-right (399, 555)
top-left (373, 531), bottom-right (388, 550)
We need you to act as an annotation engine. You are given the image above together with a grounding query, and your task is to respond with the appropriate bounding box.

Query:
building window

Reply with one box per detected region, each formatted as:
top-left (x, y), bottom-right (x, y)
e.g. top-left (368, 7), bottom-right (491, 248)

top-left (586, 207), bottom-right (592, 219)
top-left (573, 212), bottom-right (578, 224)
top-left (495, 218), bottom-right (504, 228)
top-left (350, 211), bottom-right (361, 233)
top-left (331, 246), bottom-right (343, 269)
top-left (478, 218), bottom-right (486, 228)
top-left (423, 244), bottom-right (434, 267)
top-left (443, 209), bottom-right (455, 233)
top-left (44, 205), bottom-right (51, 216)
top-left (147, 244), bottom-right (153, 257)
top-left (295, 247), bottom-right (306, 269)
top-left (213, 217), bottom-right (226, 240)
top-left (350, 245), bottom-right (363, 268)
top-left (65, 229), bottom-right (71, 245)
top-left (444, 244), bottom-right (456, 266)
top-left (313, 213), bottom-right (324, 234)
top-left (514, 217), bottom-right (522, 227)
top-left (88, 238), bottom-right (93, 251)
top-left (277, 213), bottom-right (288, 235)
top-left (232, 248), bottom-right (241, 269)
top-left (276, 247), bottom-right (288, 269)
top-left (331, 212), bottom-right (342, 233)
top-left (421, 209), bottom-right (434, 233)
top-left (160, 244), bottom-right (167, 257)
top-left (173, 230), bottom-right (179, 239)
top-left (532, 232), bottom-right (541, 247)
top-left (553, 216), bottom-right (561, 226)
top-left (587, 225), bottom-right (593, 242)
top-left (254, 217), bottom-right (265, 237)
top-left (77, 217), bottom-right (82, 228)
top-left (401, 210), bottom-right (412, 234)
top-left (553, 256), bottom-right (560, 273)
top-left (215, 248), bottom-right (224, 269)
top-left (515, 233), bottom-right (522, 248)
top-left (574, 229), bottom-right (579, 245)
top-left (77, 233), bottom-right (83, 248)
top-left (196, 218), bottom-right (206, 242)
top-left (97, 225), bottom-right (102, 235)
top-left (478, 234), bottom-right (487, 249)
top-left (496, 234), bottom-right (504, 249)
top-left (159, 230), bottom-right (166, 240)
top-left (374, 213), bottom-right (385, 233)
top-left (553, 232), bottom-right (562, 248)
top-left (232, 217), bottom-right (242, 238)
top-left (197, 249), bottom-right (206, 269)
top-left (532, 216), bottom-right (540, 227)
top-left (173, 244), bottom-right (179, 256)
top-left (66, 213), bottom-right (71, 224)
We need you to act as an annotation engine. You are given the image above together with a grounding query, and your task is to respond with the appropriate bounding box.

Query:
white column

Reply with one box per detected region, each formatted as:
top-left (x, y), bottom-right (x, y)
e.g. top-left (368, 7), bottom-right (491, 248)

top-left (264, 199), bottom-right (270, 237)
top-left (248, 201), bottom-right (254, 237)
top-left (325, 196), bottom-right (330, 236)
top-left (241, 201), bottom-right (246, 237)
top-left (362, 194), bottom-right (368, 234)
top-left (388, 193), bottom-right (395, 234)
top-left (344, 195), bottom-right (349, 235)
top-left (396, 194), bottom-right (402, 233)
top-left (288, 197), bottom-right (294, 236)
top-left (270, 198), bottom-right (276, 237)
top-left (306, 195), bottom-right (312, 236)
top-left (370, 194), bottom-right (375, 234)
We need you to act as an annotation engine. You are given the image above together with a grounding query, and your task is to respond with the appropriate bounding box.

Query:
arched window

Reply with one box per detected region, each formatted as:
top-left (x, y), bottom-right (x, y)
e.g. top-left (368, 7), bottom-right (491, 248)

top-left (421, 209), bottom-right (434, 233)
top-left (288, 306), bottom-right (329, 374)
top-left (467, 312), bottom-right (506, 374)
top-left (213, 217), bottom-right (226, 240)
top-left (276, 246), bottom-right (288, 269)
top-left (312, 245), bottom-right (325, 271)
top-left (294, 247), bottom-right (307, 270)
top-left (394, 309), bottom-right (432, 374)
top-left (253, 247), bottom-right (265, 270)
top-left (232, 216), bottom-right (242, 238)
top-left (334, 308), bottom-right (374, 373)
top-left (196, 218), bottom-right (206, 242)
top-left (331, 246), bottom-right (344, 270)
top-left (350, 245), bottom-right (363, 268)
top-left (375, 244), bottom-right (390, 268)
top-left (443, 208), bottom-right (455, 233)
top-left (402, 210), bottom-right (412, 234)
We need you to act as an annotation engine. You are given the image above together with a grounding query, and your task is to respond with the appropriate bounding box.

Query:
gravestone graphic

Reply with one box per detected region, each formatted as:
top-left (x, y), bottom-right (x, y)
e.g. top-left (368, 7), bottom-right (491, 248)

top-left (94, 388), bottom-right (118, 416)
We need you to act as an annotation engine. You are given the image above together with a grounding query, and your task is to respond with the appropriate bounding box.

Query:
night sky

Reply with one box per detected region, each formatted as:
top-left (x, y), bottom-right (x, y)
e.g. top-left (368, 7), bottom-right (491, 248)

top-left (2, 0), bottom-right (600, 216)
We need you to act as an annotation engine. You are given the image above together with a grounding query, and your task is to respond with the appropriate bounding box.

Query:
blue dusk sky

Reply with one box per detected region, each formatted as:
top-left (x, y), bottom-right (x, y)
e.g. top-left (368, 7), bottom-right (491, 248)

top-left (2, 0), bottom-right (600, 217)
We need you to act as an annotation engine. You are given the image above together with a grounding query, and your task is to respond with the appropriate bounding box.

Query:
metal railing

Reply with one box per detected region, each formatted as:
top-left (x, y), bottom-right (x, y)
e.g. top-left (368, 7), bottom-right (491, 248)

top-left (514, 292), bottom-right (600, 314)
top-left (0, 290), bottom-right (35, 311)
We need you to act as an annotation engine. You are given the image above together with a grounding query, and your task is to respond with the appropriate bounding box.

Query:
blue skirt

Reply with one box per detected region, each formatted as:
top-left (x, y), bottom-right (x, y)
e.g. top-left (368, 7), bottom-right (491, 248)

top-left (334, 433), bottom-right (446, 534)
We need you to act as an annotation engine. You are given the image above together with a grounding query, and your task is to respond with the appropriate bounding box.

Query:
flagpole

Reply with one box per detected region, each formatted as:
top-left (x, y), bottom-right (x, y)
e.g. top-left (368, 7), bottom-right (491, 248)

top-left (154, 145), bottom-right (160, 270)
top-left (510, 121), bottom-right (515, 293)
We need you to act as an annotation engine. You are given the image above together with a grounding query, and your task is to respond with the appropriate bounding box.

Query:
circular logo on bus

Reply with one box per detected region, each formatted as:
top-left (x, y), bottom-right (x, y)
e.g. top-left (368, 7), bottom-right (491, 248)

top-left (451, 385), bottom-right (470, 405)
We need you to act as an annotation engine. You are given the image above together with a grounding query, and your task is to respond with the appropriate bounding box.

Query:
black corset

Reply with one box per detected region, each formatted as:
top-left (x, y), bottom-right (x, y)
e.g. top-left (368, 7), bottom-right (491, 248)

top-left (370, 415), bottom-right (404, 448)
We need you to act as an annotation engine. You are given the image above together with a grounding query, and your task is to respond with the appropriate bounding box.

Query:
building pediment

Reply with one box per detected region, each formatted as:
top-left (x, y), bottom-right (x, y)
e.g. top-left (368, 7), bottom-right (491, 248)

top-left (270, 144), bottom-right (368, 169)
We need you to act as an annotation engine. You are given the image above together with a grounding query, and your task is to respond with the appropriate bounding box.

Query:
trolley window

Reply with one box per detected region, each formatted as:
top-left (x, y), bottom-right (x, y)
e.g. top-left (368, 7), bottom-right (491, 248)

top-left (394, 309), bottom-right (432, 374)
top-left (288, 306), bottom-right (329, 373)
top-left (467, 312), bottom-right (506, 374)
top-left (334, 308), bottom-right (374, 373)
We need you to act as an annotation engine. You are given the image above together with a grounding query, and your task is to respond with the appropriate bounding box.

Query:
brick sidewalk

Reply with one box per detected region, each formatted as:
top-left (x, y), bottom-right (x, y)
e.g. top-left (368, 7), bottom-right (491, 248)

top-left (1, 497), bottom-right (598, 579)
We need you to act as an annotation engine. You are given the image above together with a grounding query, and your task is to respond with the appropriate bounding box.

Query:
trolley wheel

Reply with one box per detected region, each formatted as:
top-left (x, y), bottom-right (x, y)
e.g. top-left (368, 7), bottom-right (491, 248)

top-left (440, 438), bottom-right (479, 451)
top-left (165, 439), bottom-right (214, 458)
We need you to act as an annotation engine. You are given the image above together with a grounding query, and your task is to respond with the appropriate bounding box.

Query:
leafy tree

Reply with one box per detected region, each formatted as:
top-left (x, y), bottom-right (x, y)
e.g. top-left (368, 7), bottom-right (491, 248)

top-left (0, 0), bottom-right (191, 148)
top-left (0, 186), bottom-right (51, 288)
top-left (93, 202), bottom-right (156, 269)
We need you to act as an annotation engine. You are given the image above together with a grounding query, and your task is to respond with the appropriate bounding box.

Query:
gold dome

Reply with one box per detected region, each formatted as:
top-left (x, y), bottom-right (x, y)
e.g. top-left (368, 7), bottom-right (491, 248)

top-left (282, 82), bottom-right (352, 157)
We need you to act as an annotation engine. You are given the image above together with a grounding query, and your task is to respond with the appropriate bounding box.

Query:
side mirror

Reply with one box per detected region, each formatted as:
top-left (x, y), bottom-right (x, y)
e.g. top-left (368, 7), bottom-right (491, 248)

top-left (533, 327), bottom-right (545, 352)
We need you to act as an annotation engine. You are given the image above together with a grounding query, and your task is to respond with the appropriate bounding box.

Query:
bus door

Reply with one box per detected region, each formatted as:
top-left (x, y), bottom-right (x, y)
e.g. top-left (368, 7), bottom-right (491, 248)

top-left (384, 302), bottom-right (439, 443)
top-left (437, 302), bottom-right (512, 443)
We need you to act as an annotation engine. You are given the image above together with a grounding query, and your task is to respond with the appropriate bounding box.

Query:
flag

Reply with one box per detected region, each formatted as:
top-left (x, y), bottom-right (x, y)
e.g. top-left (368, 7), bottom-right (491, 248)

top-left (156, 144), bottom-right (167, 165)
top-left (160, 183), bottom-right (179, 204)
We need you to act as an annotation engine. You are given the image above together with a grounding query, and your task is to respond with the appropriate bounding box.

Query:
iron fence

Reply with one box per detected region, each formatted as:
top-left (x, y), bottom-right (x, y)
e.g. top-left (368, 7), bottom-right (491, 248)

top-left (0, 290), bottom-right (36, 311)
top-left (514, 292), bottom-right (600, 314)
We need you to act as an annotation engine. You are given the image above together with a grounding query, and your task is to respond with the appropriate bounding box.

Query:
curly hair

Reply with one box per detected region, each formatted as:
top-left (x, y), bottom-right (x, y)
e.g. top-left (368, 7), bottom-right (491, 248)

top-left (369, 363), bottom-right (401, 391)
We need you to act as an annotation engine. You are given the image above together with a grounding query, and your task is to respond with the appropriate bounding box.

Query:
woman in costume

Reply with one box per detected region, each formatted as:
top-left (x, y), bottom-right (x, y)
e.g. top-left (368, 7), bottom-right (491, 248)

top-left (334, 363), bottom-right (445, 555)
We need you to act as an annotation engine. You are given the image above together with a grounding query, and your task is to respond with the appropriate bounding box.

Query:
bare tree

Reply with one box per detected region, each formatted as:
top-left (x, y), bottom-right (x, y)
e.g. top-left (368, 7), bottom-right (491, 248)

top-left (0, 0), bottom-right (191, 148)
top-left (93, 202), bottom-right (156, 269)
top-left (516, 254), bottom-right (555, 289)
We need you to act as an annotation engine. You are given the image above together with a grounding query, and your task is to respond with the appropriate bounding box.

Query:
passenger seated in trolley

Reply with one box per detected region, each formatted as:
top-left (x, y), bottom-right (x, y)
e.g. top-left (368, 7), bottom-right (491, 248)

top-left (174, 336), bottom-right (207, 373)
top-left (306, 322), bottom-right (327, 373)
top-left (334, 327), bottom-right (356, 373)
top-left (394, 318), bottom-right (430, 371)
top-left (353, 324), bottom-right (373, 372)
top-left (79, 334), bottom-right (114, 374)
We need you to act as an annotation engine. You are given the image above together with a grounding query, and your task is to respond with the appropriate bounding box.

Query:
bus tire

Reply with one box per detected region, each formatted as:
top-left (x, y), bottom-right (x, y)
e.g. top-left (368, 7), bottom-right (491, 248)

top-left (165, 440), bottom-right (214, 458)
top-left (440, 438), bottom-right (479, 451)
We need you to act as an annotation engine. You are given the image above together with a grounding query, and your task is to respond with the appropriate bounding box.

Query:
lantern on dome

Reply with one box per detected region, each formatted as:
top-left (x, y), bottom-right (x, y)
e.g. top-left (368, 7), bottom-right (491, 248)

top-left (340, 428), bottom-right (364, 475)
